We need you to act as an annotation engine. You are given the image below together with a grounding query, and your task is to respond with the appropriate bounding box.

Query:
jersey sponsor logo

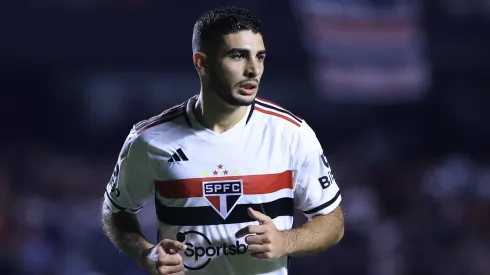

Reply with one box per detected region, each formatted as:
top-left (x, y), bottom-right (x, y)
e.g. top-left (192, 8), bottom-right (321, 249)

top-left (321, 153), bottom-right (330, 169)
top-left (202, 179), bottom-right (243, 220)
top-left (176, 230), bottom-right (247, 270)
top-left (319, 154), bottom-right (335, 189)
top-left (109, 163), bottom-right (121, 197)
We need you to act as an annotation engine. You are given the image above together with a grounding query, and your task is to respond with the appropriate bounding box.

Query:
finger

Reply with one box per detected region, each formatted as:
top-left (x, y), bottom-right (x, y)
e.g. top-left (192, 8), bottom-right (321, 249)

top-left (247, 207), bottom-right (271, 224)
top-left (157, 245), bottom-right (167, 256)
top-left (157, 263), bottom-right (184, 274)
top-left (245, 235), bottom-right (264, 245)
top-left (165, 248), bottom-right (176, 254)
top-left (158, 253), bottom-right (183, 266)
top-left (250, 252), bottom-right (271, 260)
top-left (235, 224), bottom-right (267, 238)
top-left (247, 244), bottom-right (269, 253)
top-left (160, 239), bottom-right (187, 251)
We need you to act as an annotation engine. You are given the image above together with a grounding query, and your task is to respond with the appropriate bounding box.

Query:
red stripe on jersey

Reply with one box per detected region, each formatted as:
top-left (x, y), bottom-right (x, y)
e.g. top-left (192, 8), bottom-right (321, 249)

top-left (135, 103), bottom-right (185, 128)
top-left (256, 97), bottom-right (302, 120)
top-left (136, 110), bottom-right (183, 134)
top-left (254, 106), bottom-right (301, 127)
top-left (155, 170), bottom-right (293, 199)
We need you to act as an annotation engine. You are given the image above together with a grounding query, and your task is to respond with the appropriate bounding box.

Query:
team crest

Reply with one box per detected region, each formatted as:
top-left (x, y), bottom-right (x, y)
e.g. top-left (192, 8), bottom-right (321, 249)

top-left (202, 164), bottom-right (242, 220)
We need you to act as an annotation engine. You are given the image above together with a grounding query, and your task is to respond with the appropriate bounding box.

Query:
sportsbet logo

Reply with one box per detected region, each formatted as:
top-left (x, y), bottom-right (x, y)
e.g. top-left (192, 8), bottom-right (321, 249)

top-left (176, 230), bottom-right (247, 270)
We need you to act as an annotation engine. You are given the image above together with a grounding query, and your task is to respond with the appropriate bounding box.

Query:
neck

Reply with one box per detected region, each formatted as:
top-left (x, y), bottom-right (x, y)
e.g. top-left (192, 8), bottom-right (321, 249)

top-left (193, 90), bottom-right (249, 134)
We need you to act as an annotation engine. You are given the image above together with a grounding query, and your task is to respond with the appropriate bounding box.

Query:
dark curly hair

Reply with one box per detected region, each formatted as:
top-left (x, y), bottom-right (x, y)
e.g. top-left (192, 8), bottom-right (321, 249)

top-left (192, 6), bottom-right (262, 54)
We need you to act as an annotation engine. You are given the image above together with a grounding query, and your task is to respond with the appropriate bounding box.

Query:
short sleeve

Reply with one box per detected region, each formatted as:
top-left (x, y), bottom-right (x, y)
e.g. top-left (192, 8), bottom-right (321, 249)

top-left (104, 127), bottom-right (153, 214)
top-left (293, 122), bottom-right (342, 219)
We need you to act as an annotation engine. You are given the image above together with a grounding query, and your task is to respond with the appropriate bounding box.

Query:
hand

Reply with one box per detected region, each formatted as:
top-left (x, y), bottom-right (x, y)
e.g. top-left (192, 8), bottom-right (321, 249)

top-left (144, 239), bottom-right (187, 275)
top-left (235, 207), bottom-right (288, 260)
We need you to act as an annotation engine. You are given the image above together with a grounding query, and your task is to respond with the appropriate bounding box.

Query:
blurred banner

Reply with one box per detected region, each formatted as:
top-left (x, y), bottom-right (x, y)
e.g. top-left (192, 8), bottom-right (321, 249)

top-left (293, 0), bottom-right (429, 104)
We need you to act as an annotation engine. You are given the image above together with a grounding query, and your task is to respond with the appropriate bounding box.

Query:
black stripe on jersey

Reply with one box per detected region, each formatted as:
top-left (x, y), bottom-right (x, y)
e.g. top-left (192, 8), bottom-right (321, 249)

top-left (136, 109), bottom-right (185, 134)
top-left (254, 100), bottom-right (302, 123)
top-left (155, 197), bottom-right (294, 226)
top-left (135, 104), bottom-right (185, 132)
top-left (246, 101), bottom-right (255, 124)
top-left (105, 191), bottom-right (143, 213)
top-left (302, 191), bottom-right (341, 215)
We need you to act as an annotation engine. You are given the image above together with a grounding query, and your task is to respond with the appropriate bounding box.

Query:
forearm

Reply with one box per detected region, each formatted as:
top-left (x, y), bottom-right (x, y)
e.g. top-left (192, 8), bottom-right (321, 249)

top-left (101, 203), bottom-right (154, 266)
top-left (282, 206), bottom-right (344, 257)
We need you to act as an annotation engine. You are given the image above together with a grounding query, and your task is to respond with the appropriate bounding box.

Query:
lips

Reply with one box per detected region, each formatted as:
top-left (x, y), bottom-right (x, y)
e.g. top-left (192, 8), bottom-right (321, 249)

top-left (238, 82), bottom-right (258, 89)
top-left (237, 81), bottom-right (258, 96)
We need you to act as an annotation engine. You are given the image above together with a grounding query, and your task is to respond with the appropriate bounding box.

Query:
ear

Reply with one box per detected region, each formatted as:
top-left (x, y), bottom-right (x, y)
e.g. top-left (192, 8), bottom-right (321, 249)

top-left (193, 52), bottom-right (207, 76)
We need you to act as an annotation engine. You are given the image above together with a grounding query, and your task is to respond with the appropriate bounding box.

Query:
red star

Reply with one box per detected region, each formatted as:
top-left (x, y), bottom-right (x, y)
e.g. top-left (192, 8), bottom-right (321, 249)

top-left (223, 170), bottom-right (228, 175)
top-left (217, 164), bottom-right (223, 169)
top-left (213, 170), bottom-right (218, 176)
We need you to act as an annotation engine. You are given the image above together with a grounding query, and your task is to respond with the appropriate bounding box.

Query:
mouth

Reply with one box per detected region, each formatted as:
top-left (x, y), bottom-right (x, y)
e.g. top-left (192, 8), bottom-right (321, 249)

top-left (237, 81), bottom-right (258, 96)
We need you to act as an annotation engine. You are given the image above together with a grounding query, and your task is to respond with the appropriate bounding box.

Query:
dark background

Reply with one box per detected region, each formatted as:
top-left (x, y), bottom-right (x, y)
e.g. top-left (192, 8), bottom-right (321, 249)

top-left (0, 0), bottom-right (489, 274)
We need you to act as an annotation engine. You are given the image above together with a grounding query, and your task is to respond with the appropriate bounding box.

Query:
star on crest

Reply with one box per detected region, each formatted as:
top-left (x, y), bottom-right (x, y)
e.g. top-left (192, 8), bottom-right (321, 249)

top-left (203, 164), bottom-right (237, 177)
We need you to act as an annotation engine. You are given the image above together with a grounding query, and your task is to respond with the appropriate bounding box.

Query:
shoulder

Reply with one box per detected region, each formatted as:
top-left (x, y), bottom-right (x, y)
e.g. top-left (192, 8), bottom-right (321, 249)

top-left (253, 97), bottom-right (303, 129)
top-left (125, 101), bottom-right (189, 153)
top-left (134, 101), bottom-right (188, 135)
top-left (253, 97), bottom-right (317, 139)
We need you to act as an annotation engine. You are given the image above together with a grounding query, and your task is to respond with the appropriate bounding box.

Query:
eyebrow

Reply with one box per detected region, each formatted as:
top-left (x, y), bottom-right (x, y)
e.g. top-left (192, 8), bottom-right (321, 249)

top-left (226, 48), bottom-right (267, 56)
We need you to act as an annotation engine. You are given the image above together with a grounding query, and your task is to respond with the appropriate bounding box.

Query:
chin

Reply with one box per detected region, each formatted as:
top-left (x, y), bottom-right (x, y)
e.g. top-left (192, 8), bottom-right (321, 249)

top-left (233, 93), bottom-right (257, 106)
top-left (218, 91), bottom-right (256, 107)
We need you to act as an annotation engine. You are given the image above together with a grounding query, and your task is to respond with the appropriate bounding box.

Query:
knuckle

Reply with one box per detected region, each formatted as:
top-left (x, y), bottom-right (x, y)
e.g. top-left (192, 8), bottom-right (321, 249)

top-left (263, 235), bottom-right (271, 242)
top-left (175, 253), bottom-right (183, 262)
top-left (157, 266), bottom-right (168, 274)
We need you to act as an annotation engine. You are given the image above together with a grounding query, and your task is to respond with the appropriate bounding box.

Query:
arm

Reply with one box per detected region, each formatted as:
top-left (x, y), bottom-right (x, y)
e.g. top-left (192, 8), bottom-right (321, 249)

top-left (101, 204), bottom-right (153, 267)
top-left (287, 121), bottom-right (344, 255)
top-left (101, 128), bottom-right (154, 267)
top-left (237, 122), bottom-right (344, 259)
top-left (102, 128), bottom-right (186, 274)
top-left (282, 206), bottom-right (344, 256)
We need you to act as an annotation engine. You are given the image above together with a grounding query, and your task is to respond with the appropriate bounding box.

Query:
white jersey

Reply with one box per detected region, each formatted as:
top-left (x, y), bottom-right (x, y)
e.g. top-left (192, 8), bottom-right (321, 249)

top-left (104, 95), bottom-right (342, 275)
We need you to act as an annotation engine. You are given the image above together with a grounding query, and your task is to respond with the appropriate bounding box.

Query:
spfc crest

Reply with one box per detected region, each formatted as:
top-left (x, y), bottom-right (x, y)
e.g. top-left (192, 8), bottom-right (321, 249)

top-left (202, 180), bottom-right (243, 220)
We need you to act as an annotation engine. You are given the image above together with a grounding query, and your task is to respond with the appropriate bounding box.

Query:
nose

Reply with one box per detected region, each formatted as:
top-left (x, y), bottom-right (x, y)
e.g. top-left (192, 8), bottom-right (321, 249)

top-left (245, 59), bottom-right (259, 78)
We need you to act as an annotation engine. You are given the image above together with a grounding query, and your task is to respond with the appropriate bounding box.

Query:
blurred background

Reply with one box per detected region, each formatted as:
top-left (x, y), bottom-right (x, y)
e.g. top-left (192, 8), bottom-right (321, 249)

top-left (0, 0), bottom-right (489, 274)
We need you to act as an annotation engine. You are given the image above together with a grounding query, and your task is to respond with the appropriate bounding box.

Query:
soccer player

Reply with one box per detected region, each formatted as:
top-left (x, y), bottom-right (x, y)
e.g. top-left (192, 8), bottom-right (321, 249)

top-left (101, 6), bottom-right (344, 275)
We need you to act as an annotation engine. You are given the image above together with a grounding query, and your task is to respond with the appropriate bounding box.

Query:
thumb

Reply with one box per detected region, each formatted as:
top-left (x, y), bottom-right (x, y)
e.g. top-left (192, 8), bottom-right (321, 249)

top-left (159, 239), bottom-right (187, 252)
top-left (247, 207), bottom-right (271, 224)
top-left (157, 245), bottom-right (167, 256)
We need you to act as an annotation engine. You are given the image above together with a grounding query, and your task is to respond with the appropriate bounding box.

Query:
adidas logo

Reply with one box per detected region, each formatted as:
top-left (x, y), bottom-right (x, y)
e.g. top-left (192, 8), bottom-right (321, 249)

top-left (168, 148), bottom-right (189, 162)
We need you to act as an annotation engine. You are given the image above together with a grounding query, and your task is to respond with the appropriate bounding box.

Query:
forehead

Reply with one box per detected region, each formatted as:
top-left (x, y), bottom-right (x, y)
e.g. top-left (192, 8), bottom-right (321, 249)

top-left (221, 30), bottom-right (265, 51)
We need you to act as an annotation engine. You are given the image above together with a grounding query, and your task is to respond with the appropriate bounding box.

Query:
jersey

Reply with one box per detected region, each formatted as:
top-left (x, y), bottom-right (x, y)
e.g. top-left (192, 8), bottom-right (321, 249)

top-left (103, 95), bottom-right (342, 275)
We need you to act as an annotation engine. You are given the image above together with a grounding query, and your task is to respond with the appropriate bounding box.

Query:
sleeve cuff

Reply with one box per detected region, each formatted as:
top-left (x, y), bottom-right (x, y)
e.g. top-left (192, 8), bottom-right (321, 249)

top-left (104, 191), bottom-right (143, 214)
top-left (301, 191), bottom-right (342, 219)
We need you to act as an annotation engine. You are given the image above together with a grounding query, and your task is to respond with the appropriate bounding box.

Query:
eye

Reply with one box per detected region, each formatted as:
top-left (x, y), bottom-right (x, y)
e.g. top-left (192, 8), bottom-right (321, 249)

top-left (257, 54), bottom-right (266, 61)
top-left (231, 53), bottom-right (245, 60)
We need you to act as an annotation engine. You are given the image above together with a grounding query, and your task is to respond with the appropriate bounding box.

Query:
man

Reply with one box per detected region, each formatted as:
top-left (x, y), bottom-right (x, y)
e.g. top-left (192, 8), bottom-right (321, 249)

top-left (101, 6), bottom-right (344, 275)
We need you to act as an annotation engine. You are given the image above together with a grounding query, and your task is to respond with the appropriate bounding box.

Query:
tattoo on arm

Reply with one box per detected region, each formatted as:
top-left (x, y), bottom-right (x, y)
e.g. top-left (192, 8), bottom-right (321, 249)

top-left (101, 203), bottom-right (153, 266)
